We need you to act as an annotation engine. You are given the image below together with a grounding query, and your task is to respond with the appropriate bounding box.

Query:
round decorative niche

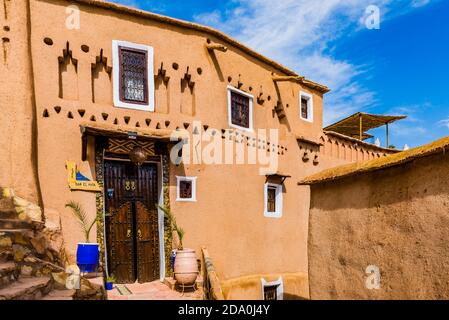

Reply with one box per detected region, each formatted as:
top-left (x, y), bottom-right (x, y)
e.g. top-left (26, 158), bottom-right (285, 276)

top-left (43, 37), bottom-right (53, 46)
top-left (129, 146), bottom-right (147, 166)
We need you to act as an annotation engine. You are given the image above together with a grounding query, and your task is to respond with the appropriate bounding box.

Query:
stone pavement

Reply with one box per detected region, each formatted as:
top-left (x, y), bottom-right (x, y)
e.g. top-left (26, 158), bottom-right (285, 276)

top-left (107, 280), bottom-right (203, 300)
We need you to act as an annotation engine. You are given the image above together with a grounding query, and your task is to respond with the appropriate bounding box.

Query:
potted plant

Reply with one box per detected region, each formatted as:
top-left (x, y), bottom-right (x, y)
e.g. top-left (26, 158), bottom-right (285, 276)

top-left (66, 201), bottom-right (99, 274)
top-left (105, 275), bottom-right (116, 291)
top-left (158, 205), bottom-right (198, 287)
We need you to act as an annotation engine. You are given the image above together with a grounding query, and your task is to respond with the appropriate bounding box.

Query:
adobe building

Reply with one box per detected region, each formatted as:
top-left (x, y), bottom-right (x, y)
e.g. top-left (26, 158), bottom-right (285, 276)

top-left (301, 137), bottom-right (449, 300)
top-left (0, 0), bottom-right (397, 299)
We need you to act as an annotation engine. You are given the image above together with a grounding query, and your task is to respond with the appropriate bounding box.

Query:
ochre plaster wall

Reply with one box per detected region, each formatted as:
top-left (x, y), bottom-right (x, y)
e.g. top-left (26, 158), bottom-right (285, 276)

top-left (308, 152), bottom-right (449, 299)
top-left (0, 0), bottom-right (41, 203)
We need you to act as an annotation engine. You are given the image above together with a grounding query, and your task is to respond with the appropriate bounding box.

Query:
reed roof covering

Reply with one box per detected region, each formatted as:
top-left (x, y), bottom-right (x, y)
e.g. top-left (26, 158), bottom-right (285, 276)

top-left (299, 136), bottom-right (449, 185)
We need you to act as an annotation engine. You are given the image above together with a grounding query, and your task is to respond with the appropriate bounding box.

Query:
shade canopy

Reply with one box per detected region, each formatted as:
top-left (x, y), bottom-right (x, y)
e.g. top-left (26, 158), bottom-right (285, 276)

top-left (324, 112), bottom-right (406, 141)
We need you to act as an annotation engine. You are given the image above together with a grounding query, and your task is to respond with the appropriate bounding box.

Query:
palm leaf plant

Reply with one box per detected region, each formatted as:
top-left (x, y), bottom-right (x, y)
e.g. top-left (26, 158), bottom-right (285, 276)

top-left (65, 201), bottom-right (97, 243)
top-left (158, 205), bottom-right (184, 250)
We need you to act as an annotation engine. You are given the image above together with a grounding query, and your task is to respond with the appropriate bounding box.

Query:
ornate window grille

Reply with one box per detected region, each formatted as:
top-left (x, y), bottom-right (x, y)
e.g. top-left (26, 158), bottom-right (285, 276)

top-left (231, 91), bottom-right (250, 128)
top-left (119, 46), bottom-right (148, 104)
top-left (267, 186), bottom-right (277, 213)
top-left (264, 284), bottom-right (279, 300)
top-left (179, 180), bottom-right (193, 199)
top-left (301, 97), bottom-right (309, 120)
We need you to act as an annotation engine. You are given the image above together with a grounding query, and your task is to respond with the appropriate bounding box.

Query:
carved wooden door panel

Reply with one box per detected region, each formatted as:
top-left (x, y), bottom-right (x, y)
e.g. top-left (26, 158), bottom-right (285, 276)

top-left (104, 161), bottom-right (136, 283)
top-left (104, 160), bottom-right (159, 284)
top-left (135, 164), bottom-right (159, 283)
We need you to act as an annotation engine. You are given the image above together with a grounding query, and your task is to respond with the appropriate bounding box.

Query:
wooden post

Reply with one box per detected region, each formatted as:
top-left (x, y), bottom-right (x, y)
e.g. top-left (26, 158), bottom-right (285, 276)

top-left (206, 43), bottom-right (228, 52)
top-left (359, 114), bottom-right (363, 141)
top-left (386, 122), bottom-right (389, 148)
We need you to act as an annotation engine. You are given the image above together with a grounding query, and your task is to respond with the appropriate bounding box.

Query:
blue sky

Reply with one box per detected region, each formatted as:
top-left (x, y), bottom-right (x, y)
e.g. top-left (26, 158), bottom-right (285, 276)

top-left (111, 0), bottom-right (449, 149)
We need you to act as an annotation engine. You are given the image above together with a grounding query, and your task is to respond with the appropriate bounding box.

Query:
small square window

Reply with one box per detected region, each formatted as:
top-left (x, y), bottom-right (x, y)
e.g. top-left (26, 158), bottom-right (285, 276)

top-left (179, 180), bottom-right (192, 199)
top-left (176, 176), bottom-right (197, 202)
top-left (264, 284), bottom-right (280, 300)
top-left (261, 278), bottom-right (283, 300)
top-left (264, 183), bottom-right (283, 218)
top-left (299, 92), bottom-right (313, 122)
top-left (227, 86), bottom-right (253, 131)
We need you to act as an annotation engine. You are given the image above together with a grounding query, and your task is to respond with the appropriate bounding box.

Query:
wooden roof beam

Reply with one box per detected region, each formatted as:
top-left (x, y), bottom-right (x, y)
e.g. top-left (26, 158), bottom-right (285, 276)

top-left (206, 43), bottom-right (228, 52)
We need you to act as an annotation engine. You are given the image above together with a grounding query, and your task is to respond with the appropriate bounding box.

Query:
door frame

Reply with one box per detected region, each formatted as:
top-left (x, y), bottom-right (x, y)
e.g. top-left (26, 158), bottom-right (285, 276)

top-left (94, 138), bottom-right (171, 282)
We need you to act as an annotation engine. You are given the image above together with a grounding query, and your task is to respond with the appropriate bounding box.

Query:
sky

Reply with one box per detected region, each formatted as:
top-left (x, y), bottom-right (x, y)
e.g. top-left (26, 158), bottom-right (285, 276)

top-left (111, 0), bottom-right (449, 149)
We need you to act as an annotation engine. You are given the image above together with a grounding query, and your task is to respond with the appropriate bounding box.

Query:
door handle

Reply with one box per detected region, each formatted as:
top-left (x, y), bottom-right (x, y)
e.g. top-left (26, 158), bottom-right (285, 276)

top-left (126, 229), bottom-right (131, 238)
top-left (137, 229), bottom-right (142, 240)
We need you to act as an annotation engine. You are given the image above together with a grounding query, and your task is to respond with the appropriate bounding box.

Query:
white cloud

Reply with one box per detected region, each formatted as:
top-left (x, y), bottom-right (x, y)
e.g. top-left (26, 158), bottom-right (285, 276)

top-left (438, 118), bottom-right (449, 129)
top-left (412, 0), bottom-right (431, 8)
top-left (193, 0), bottom-right (435, 125)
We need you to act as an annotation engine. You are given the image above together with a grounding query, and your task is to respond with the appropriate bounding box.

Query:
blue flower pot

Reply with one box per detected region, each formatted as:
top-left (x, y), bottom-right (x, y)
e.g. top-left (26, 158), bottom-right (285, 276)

top-left (76, 243), bottom-right (99, 273)
top-left (105, 282), bottom-right (114, 291)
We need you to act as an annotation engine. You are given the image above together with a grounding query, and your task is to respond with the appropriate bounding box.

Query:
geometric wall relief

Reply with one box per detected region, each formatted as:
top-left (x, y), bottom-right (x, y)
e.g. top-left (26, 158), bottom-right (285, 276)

top-left (154, 62), bottom-right (170, 114)
top-left (2, 0), bottom-right (11, 20)
top-left (91, 49), bottom-right (112, 104)
top-left (107, 138), bottom-right (155, 156)
top-left (58, 42), bottom-right (79, 100)
top-left (180, 67), bottom-right (195, 116)
top-left (1, 1), bottom-right (10, 65)
top-left (1, 36), bottom-right (9, 66)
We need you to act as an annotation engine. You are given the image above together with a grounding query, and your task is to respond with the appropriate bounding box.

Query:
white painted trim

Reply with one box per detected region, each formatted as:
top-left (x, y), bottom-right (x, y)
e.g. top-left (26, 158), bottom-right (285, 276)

top-left (227, 85), bottom-right (254, 132)
top-left (176, 176), bottom-right (197, 202)
top-left (157, 159), bottom-right (165, 281)
top-left (112, 40), bottom-right (155, 112)
top-left (101, 149), bottom-right (111, 278)
top-left (261, 277), bottom-right (284, 300)
top-left (299, 91), bottom-right (314, 123)
top-left (263, 183), bottom-right (283, 218)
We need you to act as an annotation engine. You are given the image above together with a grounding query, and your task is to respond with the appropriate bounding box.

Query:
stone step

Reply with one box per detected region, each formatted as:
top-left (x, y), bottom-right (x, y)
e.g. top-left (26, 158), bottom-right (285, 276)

top-left (0, 251), bottom-right (13, 263)
top-left (0, 229), bottom-right (33, 235)
top-left (0, 219), bottom-right (33, 230)
top-left (0, 209), bottom-right (17, 219)
top-left (0, 197), bottom-right (15, 211)
top-left (0, 276), bottom-right (52, 300)
top-left (41, 289), bottom-right (75, 300)
top-left (0, 261), bottom-right (19, 289)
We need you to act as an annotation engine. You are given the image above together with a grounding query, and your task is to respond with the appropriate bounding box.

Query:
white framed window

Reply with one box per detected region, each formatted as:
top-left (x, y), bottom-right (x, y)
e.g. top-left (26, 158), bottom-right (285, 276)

top-left (264, 183), bottom-right (283, 218)
top-left (112, 40), bottom-right (155, 111)
top-left (261, 277), bottom-right (283, 300)
top-left (227, 85), bottom-right (254, 131)
top-left (299, 91), bottom-right (313, 122)
top-left (176, 176), bottom-right (197, 202)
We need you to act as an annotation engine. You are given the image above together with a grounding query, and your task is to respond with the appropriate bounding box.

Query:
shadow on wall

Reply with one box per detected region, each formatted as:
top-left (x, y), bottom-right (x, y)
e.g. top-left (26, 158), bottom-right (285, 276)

top-left (310, 152), bottom-right (449, 211)
top-left (307, 151), bottom-right (449, 299)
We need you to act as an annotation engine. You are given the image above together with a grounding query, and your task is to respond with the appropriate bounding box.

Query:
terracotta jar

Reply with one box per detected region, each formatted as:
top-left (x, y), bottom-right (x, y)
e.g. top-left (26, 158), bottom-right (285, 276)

top-left (174, 249), bottom-right (198, 286)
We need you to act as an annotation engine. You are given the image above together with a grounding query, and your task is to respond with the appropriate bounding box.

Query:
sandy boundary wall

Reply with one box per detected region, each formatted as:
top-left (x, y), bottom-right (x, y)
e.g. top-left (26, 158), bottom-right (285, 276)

top-left (308, 151), bottom-right (449, 299)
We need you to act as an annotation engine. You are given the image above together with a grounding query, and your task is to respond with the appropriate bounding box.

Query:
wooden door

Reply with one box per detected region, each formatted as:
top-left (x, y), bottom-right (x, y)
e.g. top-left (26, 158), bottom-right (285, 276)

top-left (104, 160), bottom-right (159, 284)
top-left (135, 164), bottom-right (159, 283)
